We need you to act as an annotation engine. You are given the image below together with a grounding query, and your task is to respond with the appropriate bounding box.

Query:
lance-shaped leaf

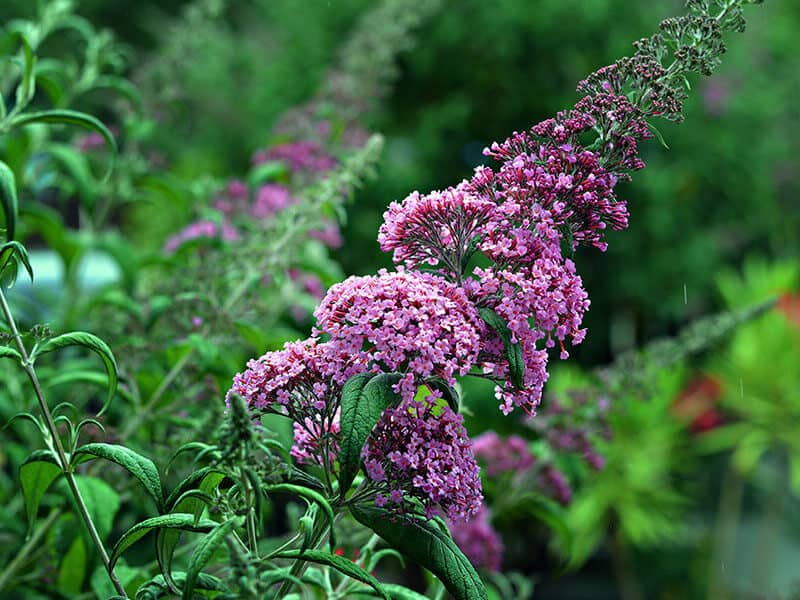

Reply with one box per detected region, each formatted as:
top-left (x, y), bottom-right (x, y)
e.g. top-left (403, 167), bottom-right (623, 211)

top-left (134, 571), bottom-right (228, 599)
top-left (350, 503), bottom-right (487, 600)
top-left (14, 31), bottom-right (36, 110)
top-left (36, 331), bottom-right (118, 414)
top-left (0, 345), bottom-right (23, 364)
top-left (8, 109), bottom-right (117, 178)
top-left (0, 240), bottom-right (33, 282)
top-left (158, 468), bottom-right (226, 592)
top-left (478, 307), bottom-right (524, 389)
top-left (265, 484), bottom-right (337, 550)
top-left (19, 450), bottom-right (62, 533)
top-left (182, 518), bottom-right (242, 600)
top-left (0, 162), bottom-right (19, 242)
top-left (273, 549), bottom-right (389, 600)
top-left (72, 443), bottom-right (163, 512)
top-left (110, 514), bottom-right (218, 570)
top-left (339, 372), bottom-right (403, 497)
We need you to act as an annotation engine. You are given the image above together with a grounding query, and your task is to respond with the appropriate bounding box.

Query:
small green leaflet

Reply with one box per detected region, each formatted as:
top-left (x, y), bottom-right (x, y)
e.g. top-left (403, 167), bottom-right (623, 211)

top-left (0, 162), bottom-right (19, 242)
top-left (71, 443), bottom-right (164, 513)
top-left (338, 372), bottom-right (403, 498)
top-left (350, 503), bottom-right (487, 600)
top-left (19, 450), bottom-right (61, 533)
top-left (36, 331), bottom-right (118, 414)
top-left (478, 307), bottom-right (525, 389)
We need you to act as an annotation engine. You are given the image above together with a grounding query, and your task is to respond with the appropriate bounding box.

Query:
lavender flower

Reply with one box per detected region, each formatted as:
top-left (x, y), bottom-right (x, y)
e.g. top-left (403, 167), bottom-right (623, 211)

top-left (362, 395), bottom-right (483, 522)
top-left (313, 269), bottom-right (483, 402)
top-left (471, 431), bottom-right (535, 477)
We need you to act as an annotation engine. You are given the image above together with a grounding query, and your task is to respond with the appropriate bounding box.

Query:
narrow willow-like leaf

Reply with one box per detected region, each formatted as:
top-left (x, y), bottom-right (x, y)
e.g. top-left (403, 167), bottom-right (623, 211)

top-left (19, 450), bottom-right (61, 533)
top-left (0, 162), bottom-right (19, 242)
top-left (273, 549), bottom-right (389, 600)
top-left (182, 518), bottom-right (241, 600)
top-left (135, 572), bottom-right (228, 599)
top-left (648, 122), bottom-right (670, 150)
top-left (0, 240), bottom-right (33, 281)
top-left (164, 467), bottom-right (226, 511)
top-left (265, 484), bottom-right (337, 550)
top-left (352, 584), bottom-right (430, 600)
top-left (110, 514), bottom-right (217, 570)
top-left (366, 548), bottom-right (405, 572)
top-left (36, 331), bottom-right (118, 414)
top-left (0, 345), bottom-right (23, 363)
top-left (478, 307), bottom-right (524, 389)
top-left (72, 443), bottom-right (163, 512)
top-left (350, 504), bottom-right (487, 600)
top-left (339, 372), bottom-right (403, 497)
top-left (14, 32), bottom-right (36, 111)
top-left (45, 144), bottom-right (98, 207)
top-left (8, 109), bottom-right (117, 178)
top-left (159, 469), bottom-right (226, 592)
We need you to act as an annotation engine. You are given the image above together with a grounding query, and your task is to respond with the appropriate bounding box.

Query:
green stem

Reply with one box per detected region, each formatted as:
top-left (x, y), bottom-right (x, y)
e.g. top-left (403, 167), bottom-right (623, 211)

top-left (0, 287), bottom-right (129, 598)
top-left (272, 517), bottom-right (332, 600)
top-left (751, 459), bottom-right (784, 592)
top-left (707, 458), bottom-right (744, 600)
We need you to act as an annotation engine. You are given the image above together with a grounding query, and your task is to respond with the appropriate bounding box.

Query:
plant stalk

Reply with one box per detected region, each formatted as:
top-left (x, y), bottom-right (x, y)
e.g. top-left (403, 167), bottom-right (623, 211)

top-left (0, 287), bottom-right (129, 598)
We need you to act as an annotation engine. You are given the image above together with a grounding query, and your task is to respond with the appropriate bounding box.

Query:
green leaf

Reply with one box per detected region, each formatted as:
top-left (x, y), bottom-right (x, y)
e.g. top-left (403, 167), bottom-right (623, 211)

top-left (110, 514), bottom-right (218, 571)
top-left (478, 308), bottom-right (524, 389)
top-left (135, 572), bottom-right (228, 599)
top-left (72, 443), bottom-right (164, 512)
top-left (14, 32), bottom-right (36, 111)
top-left (159, 469), bottom-right (226, 592)
top-left (57, 536), bottom-right (86, 593)
top-left (0, 161), bottom-right (19, 242)
top-left (273, 549), bottom-right (389, 600)
top-left (365, 548), bottom-right (406, 571)
top-left (339, 372), bottom-right (403, 497)
top-left (60, 476), bottom-right (120, 542)
top-left (248, 160), bottom-right (289, 186)
top-left (265, 484), bottom-right (337, 550)
top-left (0, 240), bottom-right (33, 282)
top-left (350, 504), bottom-right (487, 600)
top-left (423, 377), bottom-right (460, 413)
top-left (0, 345), bottom-right (23, 364)
top-left (648, 121), bottom-right (670, 150)
top-left (37, 331), bottom-right (118, 414)
top-left (91, 75), bottom-right (143, 111)
top-left (45, 143), bottom-right (98, 207)
top-left (19, 450), bottom-right (61, 533)
top-left (90, 560), bottom-right (147, 600)
top-left (8, 109), bottom-right (117, 178)
top-left (352, 584), bottom-right (429, 600)
top-left (182, 518), bottom-right (241, 600)
top-left (164, 467), bottom-right (226, 512)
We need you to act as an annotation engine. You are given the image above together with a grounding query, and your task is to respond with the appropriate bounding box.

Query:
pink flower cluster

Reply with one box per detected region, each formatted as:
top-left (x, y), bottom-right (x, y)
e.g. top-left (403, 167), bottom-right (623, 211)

top-left (471, 431), bottom-right (535, 477)
top-left (361, 395), bottom-right (483, 522)
top-left (227, 0), bottom-right (740, 522)
top-left (313, 269), bottom-right (483, 402)
top-left (252, 140), bottom-right (337, 174)
top-left (449, 506), bottom-right (503, 572)
top-left (163, 218), bottom-right (240, 254)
